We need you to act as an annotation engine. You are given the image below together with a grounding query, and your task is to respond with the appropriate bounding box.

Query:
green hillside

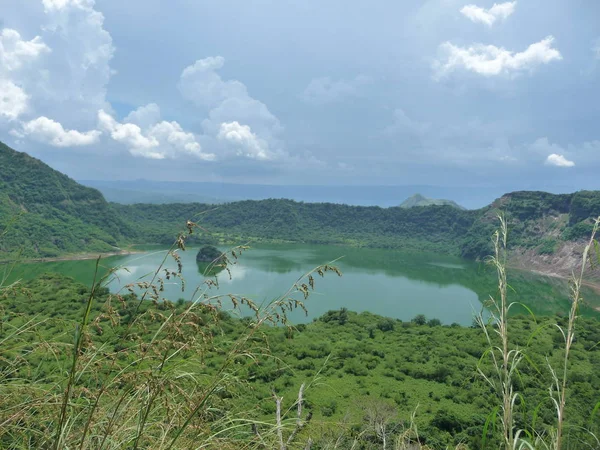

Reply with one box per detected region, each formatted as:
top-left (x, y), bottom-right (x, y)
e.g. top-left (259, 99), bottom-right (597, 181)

top-left (2, 141), bottom-right (600, 270)
top-left (400, 193), bottom-right (465, 210)
top-left (114, 190), bottom-right (600, 264)
top-left (0, 141), bottom-right (131, 258)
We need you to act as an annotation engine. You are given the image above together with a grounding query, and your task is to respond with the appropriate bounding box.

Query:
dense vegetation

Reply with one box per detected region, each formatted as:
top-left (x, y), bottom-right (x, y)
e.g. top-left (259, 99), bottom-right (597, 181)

top-left (196, 245), bottom-right (223, 262)
top-left (2, 141), bottom-right (600, 264)
top-left (2, 140), bottom-right (600, 448)
top-left (0, 142), bottom-right (132, 258)
top-left (2, 268), bottom-right (599, 449)
top-left (114, 190), bottom-right (600, 261)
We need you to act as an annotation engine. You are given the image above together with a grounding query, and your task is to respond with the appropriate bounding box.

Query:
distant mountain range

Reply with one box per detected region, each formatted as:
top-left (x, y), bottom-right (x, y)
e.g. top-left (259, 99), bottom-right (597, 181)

top-left (399, 193), bottom-right (465, 210)
top-left (79, 179), bottom-right (509, 210)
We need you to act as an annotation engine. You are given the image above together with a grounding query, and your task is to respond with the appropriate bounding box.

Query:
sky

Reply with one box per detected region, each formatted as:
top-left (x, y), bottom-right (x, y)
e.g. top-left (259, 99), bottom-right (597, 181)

top-left (0, 0), bottom-right (599, 191)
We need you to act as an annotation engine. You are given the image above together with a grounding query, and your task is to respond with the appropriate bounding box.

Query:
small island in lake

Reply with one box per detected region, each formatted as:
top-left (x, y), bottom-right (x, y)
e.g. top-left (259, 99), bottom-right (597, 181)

top-left (196, 245), bottom-right (223, 262)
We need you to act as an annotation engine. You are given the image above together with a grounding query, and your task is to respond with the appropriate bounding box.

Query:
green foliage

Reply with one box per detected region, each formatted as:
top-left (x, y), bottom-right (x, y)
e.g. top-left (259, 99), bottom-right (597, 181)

top-left (5, 275), bottom-right (600, 449)
top-left (0, 141), bottom-right (133, 258)
top-left (195, 245), bottom-right (222, 262)
top-left (537, 238), bottom-right (558, 255)
top-left (3, 141), bottom-right (600, 264)
top-left (412, 314), bottom-right (427, 325)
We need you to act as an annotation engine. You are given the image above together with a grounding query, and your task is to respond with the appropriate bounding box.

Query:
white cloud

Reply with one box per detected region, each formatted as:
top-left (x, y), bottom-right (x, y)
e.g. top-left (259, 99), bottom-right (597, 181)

top-left (179, 56), bottom-right (247, 107)
top-left (17, 116), bottom-right (100, 147)
top-left (149, 121), bottom-right (211, 159)
top-left (27, 0), bottom-right (113, 126)
top-left (434, 36), bottom-right (562, 78)
top-left (301, 75), bottom-right (371, 105)
top-left (545, 154), bottom-right (575, 167)
top-left (179, 56), bottom-right (283, 157)
top-left (124, 103), bottom-right (161, 129)
top-left (0, 29), bottom-right (49, 121)
top-left (530, 138), bottom-right (575, 167)
top-left (98, 109), bottom-right (215, 161)
top-left (0, 29), bottom-right (50, 73)
top-left (42, 0), bottom-right (93, 11)
top-left (98, 109), bottom-right (160, 157)
top-left (217, 121), bottom-right (271, 160)
top-left (0, 80), bottom-right (29, 121)
top-left (460, 2), bottom-right (517, 27)
top-left (0, 0), bottom-right (113, 132)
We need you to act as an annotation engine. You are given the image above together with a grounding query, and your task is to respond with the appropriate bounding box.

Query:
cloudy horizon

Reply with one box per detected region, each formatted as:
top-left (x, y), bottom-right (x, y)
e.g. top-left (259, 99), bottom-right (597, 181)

top-left (1, 0), bottom-right (599, 191)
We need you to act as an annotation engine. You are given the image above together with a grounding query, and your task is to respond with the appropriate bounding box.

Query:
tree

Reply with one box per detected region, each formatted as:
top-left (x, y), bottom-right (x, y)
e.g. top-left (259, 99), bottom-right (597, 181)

top-left (412, 314), bottom-right (427, 326)
top-left (196, 245), bottom-right (222, 262)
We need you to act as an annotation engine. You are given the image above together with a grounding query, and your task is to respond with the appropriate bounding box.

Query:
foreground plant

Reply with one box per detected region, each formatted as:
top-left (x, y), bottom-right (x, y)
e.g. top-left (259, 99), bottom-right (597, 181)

top-left (475, 215), bottom-right (526, 449)
top-left (548, 217), bottom-right (600, 450)
top-left (476, 215), bottom-right (600, 450)
top-left (0, 222), bottom-right (341, 449)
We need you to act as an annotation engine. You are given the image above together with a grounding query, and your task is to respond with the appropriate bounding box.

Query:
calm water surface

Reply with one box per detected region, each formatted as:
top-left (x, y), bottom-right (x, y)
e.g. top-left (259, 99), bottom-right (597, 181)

top-left (6, 244), bottom-right (600, 325)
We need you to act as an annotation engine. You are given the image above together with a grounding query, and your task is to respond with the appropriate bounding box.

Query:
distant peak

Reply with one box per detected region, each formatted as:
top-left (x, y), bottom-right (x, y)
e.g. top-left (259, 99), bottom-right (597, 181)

top-left (400, 193), bottom-right (465, 210)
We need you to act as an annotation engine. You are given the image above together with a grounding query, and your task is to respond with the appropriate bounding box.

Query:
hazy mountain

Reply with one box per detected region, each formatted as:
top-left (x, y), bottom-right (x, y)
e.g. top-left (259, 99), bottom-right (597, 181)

top-left (79, 179), bottom-right (510, 209)
top-left (399, 194), bottom-right (465, 210)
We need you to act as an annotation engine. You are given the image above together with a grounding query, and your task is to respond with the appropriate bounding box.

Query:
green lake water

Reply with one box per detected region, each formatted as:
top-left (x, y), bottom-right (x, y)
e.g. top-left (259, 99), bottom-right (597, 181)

top-left (5, 244), bottom-right (600, 325)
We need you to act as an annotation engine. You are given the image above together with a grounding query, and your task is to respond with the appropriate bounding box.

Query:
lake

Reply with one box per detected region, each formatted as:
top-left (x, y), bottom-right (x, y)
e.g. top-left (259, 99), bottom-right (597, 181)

top-left (5, 244), bottom-right (600, 325)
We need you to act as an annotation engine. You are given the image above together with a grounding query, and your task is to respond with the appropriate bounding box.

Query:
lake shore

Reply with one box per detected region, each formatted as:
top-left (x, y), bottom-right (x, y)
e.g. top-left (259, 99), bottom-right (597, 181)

top-left (0, 248), bottom-right (144, 265)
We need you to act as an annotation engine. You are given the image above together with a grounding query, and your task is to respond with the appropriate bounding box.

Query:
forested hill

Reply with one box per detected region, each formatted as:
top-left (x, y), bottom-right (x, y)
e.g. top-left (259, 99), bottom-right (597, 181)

top-left (0, 141), bottom-right (131, 258)
top-left (114, 189), bottom-right (600, 263)
top-left (2, 141), bottom-right (600, 263)
top-left (114, 200), bottom-right (477, 253)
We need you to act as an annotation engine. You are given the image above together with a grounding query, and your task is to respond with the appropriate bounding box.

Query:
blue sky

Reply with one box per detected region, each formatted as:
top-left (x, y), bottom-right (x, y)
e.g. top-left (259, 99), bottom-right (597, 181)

top-left (1, 0), bottom-right (599, 190)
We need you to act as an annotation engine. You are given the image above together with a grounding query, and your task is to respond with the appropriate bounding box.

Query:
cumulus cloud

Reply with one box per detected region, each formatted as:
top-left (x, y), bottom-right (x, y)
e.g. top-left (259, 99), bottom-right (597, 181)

top-left (545, 154), bottom-right (575, 167)
top-left (42, 0), bottom-right (93, 11)
top-left (460, 2), bottom-right (517, 27)
top-left (179, 56), bottom-right (247, 107)
top-left (0, 80), bottom-right (29, 121)
top-left (179, 56), bottom-right (283, 158)
top-left (15, 116), bottom-right (101, 147)
top-left (98, 110), bottom-right (159, 157)
top-left (0, 29), bottom-right (50, 121)
top-left (434, 36), bottom-right (562, 78)
top-left (0, 0), bottom-right (112, 132)
top-left (124, 103), bottom-right (161, 129)
top-left (301, 75), bottom-right (371, 105)
top-left (98, 108), bottom-right (214, 161)
top-left (217, 121), bottom-right (271, 160)
top-left (0, 28), bottom-right (50, 73)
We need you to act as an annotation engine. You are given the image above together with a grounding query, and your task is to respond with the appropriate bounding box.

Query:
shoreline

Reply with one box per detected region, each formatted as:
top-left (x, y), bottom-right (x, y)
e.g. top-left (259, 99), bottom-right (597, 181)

top-left (0, 249), bottom-right (145, 265)
top-left (507, 263), bottom-right (600, 293)
top-left (6, 245), bottom-right (600, 295)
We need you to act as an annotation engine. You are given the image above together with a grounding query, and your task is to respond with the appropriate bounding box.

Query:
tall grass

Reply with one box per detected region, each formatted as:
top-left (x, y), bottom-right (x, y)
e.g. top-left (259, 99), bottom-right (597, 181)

top-left (549, 217), bottom-right (600, 449)
top-left (476, 215), bottom-right (600, 450)
top-left (2, 214), bottom-right (600, 449)
top-left (0, 222), bottom-right (341, 449)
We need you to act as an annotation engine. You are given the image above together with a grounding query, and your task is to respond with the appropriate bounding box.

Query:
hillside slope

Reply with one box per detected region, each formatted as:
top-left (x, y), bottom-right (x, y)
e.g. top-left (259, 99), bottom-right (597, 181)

top-left (114, 200), bottom-right (478, 254)
top-left (0, 141), bottom-right (131, 258)
top-left (2, 143), bottom-right (600, 271)
top-left (115, 191), bottom-right (600, 279)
